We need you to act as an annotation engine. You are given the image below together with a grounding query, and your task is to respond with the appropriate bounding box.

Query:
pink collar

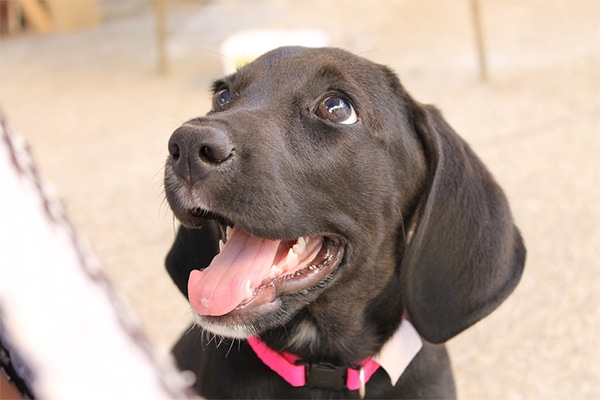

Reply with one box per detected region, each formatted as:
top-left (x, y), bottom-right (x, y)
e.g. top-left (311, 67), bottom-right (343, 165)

top-left (247, 319), bottom-right (422, 396)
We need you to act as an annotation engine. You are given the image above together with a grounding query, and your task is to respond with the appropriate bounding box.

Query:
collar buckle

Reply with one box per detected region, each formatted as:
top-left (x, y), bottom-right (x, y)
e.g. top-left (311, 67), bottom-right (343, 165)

top-left (300, 361), bottom-right (347, 391)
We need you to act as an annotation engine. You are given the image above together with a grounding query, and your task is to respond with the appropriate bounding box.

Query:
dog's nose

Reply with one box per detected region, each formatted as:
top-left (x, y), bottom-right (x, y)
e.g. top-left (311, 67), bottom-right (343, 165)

top-left (168, 123), bottom-right (234, 181)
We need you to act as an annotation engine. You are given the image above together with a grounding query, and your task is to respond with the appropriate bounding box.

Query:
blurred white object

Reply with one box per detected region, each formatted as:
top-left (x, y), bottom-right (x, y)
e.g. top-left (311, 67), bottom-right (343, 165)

top-left (220, 29), bottom-right (328, 74)
top-left (0, 108), bottom-right (198, 399)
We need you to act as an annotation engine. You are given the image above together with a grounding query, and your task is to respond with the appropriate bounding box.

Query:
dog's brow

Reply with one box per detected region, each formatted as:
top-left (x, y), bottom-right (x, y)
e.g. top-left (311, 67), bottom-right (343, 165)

top-left (317, 63), bottom-right (346, 82)
top-left (211, 79), bottom-right (228, 93)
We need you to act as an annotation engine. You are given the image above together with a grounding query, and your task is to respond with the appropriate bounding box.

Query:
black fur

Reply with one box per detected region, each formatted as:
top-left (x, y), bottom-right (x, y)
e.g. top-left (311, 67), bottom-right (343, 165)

top-left (164, 47), bottom-right (525, 399)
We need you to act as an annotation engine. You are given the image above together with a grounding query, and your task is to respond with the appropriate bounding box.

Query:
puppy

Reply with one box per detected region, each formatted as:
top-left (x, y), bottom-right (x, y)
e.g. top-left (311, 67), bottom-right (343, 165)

top-left (164, 47), bottom-right (525, 399)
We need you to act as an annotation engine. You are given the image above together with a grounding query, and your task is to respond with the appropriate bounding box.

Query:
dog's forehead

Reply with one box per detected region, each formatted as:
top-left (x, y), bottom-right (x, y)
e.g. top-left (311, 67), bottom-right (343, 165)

top-left (255, 46), bottom-right (369, 70)
top-left (231, 46), bottom-right (386, 95)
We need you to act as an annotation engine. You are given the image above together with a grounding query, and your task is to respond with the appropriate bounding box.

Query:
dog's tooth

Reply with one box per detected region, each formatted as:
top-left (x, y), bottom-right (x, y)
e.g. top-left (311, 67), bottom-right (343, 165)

top-left (245, 280), bottom-right (252, 297)
top-left (287, 247), bottom-right (298, 261)
top-left (269, 264), bottom-right (282, 278)
top-left (293, 236), bottom-right (307, 255)
top-left (226, 226), bottom-right (233, 240)
top-left (218, 239), bottom-right (224, 252)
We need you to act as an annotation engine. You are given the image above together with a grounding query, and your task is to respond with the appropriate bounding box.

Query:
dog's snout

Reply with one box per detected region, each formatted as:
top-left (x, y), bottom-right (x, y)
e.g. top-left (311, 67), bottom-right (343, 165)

top-left (168, 123), bottom-right (234, 181)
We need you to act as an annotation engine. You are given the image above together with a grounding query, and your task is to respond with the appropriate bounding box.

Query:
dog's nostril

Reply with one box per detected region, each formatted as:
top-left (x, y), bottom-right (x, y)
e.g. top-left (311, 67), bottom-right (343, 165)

top-left (199, 145), bottom-right (234, 164)
top-left (189, 207), bottom-right (204, 217)
top-left (168, 141), bottom-right (181, 160)
top-left (200, 146), bottom-right (210, 160)
top-left (168, 123), bottom-right (234, 168)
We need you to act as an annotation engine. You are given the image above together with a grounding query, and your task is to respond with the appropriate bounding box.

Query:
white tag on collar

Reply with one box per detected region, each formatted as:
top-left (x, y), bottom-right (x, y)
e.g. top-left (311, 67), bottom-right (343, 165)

top-left (373, 319), bottom-right (423, 386)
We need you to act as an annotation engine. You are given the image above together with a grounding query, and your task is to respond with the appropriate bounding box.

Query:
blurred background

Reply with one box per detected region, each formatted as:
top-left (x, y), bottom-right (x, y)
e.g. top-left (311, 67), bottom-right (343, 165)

top-left (1, 0), bottom-right (598, 398)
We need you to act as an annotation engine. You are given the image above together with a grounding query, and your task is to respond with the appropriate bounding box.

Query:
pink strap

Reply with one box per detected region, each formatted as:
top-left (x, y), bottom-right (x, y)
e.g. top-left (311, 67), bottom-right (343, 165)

top-left (247, 336), bottom-right (380, 390)
top-left (247, 337), bottom-right (306, 387)
top-left (346, 358), bottom-right (380, 390)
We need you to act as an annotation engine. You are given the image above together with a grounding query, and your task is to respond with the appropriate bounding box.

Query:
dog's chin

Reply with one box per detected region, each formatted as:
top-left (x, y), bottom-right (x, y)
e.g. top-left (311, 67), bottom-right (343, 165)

top-left (191, 298), bottom-right (294, 339)
top-left (191, 285), bottom-right (331, 339)
top-left (192, 313), bottom-right (262, 339)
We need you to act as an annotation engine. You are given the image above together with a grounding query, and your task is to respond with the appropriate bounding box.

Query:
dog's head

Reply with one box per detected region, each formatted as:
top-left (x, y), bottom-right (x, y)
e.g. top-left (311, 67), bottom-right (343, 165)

top-left (164, 47), bottom-right (525, 354)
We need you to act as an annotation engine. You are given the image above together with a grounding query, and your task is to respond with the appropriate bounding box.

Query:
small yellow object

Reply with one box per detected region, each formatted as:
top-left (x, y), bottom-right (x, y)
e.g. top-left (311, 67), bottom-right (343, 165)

top-left (234, 56), bottom-right (253, 69)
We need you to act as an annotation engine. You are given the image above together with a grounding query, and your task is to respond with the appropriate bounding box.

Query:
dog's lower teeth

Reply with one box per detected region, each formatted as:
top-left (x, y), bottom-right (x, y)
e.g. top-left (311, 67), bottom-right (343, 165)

top-left (270, 264), bottom-right (283, 278)
top-left (245, 280), bottom-right (253, 297)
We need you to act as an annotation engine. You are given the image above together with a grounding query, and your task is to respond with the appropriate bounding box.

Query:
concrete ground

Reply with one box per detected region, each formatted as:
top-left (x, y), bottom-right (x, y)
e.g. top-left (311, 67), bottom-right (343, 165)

top-left (1, 0), bottom-right (598, 398)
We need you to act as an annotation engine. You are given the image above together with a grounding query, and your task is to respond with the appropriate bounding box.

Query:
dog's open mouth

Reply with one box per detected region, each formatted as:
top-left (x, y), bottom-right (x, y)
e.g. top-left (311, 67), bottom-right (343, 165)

top-left (187, 222), bottom-right (344, 318)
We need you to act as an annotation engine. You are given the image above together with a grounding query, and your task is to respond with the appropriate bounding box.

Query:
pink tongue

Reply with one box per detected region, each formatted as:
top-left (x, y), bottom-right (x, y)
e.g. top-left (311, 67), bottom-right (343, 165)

top-left (188, 226), bottom-right (282, 316)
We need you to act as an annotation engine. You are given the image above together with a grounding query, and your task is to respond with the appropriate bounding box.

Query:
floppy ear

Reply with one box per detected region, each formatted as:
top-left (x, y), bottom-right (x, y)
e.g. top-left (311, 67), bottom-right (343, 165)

top-left (165, 221), bottom-right (221, 298)
top-left (401, 101), bottom-right (526, 344)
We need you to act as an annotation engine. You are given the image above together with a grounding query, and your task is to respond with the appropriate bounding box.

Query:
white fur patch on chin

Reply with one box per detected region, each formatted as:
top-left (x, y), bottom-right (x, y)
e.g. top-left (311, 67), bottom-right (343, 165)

top-left (193, 313), bottom-right (256, 339)
top-left (288, 319), bottom-right (319, 351)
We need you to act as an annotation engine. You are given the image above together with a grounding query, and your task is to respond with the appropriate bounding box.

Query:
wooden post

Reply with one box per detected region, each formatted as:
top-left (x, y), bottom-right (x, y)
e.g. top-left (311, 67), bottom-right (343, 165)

top-left (44, 0), bottom-right (100, 32)
top-left (154, 0), bottom-right (169, 75)
top-left (470, 0), bottom-right (489, 81)
top-left (16, 0), bottom-right (52, 33)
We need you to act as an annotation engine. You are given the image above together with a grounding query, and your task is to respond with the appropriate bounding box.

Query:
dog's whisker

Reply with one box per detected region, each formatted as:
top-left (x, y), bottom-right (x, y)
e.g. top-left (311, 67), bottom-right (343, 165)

top-left (216, 336), bottom-right (228, 349)
top-left (170, 215), bottom-right (179, 236)
top-left (398, 212), bottom-right (407, 243)
top-left (157, 197), bottom-right (172, 220)
top-left (224, 339), bottom-right (237, 358)
top-left (199, 329), bottom-right (210, 351)
top-left (165, 113), bottom-right (185, 127)
top-left (204, 331), bottom-right (213, 346)
top-left (355, 48), bottom-right (382, 59)
top-left (150, 164), bottom-right (166, 186)
top-left (185, 321), bottom-right (196, 335)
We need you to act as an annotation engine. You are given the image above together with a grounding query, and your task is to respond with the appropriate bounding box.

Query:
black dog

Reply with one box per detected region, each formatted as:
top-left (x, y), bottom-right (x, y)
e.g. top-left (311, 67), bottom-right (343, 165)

top-left (164, 47), bottom-right (525, 399)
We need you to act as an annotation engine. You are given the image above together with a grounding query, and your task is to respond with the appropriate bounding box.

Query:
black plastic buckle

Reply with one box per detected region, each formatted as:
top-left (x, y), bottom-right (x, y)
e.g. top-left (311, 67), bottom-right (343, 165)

top-left (303, 362), bottom-right (347, 390)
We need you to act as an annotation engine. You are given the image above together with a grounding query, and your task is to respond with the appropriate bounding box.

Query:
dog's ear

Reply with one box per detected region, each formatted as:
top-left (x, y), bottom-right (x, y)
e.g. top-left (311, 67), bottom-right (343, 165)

top-left (401, 101), bottom-right (526, 344)
top-left (165, 221), bottom-right (221, 297)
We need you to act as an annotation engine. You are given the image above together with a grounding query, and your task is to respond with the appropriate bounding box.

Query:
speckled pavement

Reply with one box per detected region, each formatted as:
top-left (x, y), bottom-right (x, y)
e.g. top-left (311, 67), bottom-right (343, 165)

top-left (1, 1), bottom-right (598, 398)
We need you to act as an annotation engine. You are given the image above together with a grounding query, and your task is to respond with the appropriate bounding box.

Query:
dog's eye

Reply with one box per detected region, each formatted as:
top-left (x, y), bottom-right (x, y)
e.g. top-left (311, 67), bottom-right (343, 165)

top-left (214, 89), bottom-right (232, 110)
top-left (316, 95), bottom-right (358, 125)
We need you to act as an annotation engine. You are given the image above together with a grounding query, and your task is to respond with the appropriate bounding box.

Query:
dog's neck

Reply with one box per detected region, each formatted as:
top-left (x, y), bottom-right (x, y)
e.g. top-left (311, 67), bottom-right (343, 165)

top-left (248, 318), bottom-right (422, 394)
